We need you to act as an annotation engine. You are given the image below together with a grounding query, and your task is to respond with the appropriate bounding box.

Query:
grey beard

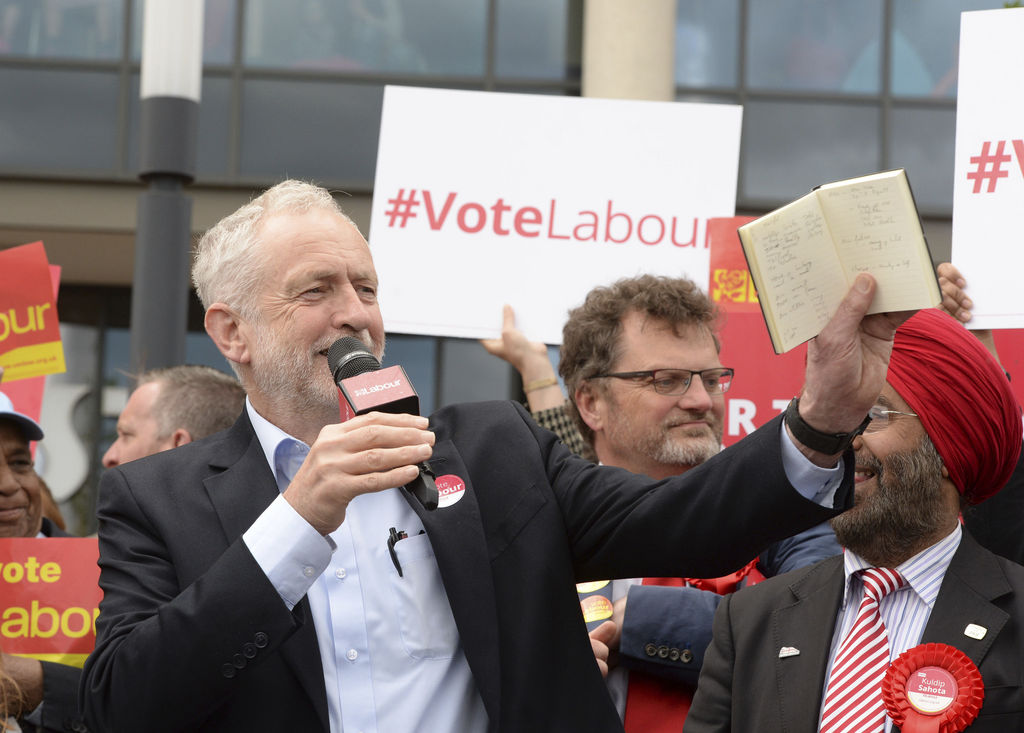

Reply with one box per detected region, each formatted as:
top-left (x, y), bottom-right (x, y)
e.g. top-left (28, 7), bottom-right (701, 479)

top-left (649, 432), bottom-right (721, 467)
top-left (830, 435), bottom-right (948, 567)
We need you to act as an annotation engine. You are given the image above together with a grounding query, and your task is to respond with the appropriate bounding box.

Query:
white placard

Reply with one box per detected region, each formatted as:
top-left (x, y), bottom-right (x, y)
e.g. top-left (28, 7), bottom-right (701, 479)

top-left (369, 86), bottom-right (742, 344)
top-left (951, 8), bottom-right (1024, 330)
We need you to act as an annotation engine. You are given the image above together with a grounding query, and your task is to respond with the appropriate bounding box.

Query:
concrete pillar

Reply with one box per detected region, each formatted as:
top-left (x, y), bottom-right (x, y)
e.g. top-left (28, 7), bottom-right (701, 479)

top-left (582, 0), bottom-right (676, 101)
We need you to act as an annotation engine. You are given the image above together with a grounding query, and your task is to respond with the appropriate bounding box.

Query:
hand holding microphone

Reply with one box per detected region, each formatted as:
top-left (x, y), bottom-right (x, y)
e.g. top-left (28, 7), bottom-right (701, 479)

top-left (327, 337), bottom-right (439, 510)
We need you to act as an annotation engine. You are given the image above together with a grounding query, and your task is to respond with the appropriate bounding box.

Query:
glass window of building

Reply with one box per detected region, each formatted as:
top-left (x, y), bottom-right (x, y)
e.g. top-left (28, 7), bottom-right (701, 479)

top-left (747, 0), bottom-right (884, 93)
top-left (495, 0), bottom-right (581, 81)
top-left (0, 0), bottom-right (123, 60)
top-left (243, 0), bottom-right (487, 75)
top-left (675, 0), bottom-right (739, 88)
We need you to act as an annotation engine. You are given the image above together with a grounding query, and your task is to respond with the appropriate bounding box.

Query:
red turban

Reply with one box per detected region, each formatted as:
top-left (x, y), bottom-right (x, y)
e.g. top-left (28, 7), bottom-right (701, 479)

top-left (887, 309), bottom-right (1022, 504)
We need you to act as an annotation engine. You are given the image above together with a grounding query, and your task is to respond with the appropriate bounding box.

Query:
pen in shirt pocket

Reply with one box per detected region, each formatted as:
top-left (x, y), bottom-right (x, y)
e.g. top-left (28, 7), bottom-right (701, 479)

top-left (387, 526), bottom-right (425, 577)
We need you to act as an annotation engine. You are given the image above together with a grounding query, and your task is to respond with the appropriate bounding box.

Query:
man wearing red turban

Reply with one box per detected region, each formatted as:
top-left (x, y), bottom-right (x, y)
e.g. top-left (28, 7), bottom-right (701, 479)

top-left (686, 308), bottom-right (1024, 732)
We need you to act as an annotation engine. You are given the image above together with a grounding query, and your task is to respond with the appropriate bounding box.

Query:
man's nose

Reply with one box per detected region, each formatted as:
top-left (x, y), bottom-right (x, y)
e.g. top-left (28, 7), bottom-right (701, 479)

top-left (102, 442), bottom-right (120, 468)
top-left (330, 284), bottom-right (374, 333)
top-left (675, 377), bottom-right (714, 412)
top-left (0, 461), bottom-right (20, 494)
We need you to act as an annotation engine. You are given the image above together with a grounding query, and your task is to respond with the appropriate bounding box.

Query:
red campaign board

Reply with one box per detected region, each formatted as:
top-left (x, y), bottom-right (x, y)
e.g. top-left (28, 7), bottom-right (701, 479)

top-left (993, 330), bottom-right (1024, 409)
top-left (0, 537), bottom-right (101, 669)
top-left (0, 241), bottom-right (65, 383)
top-left (707, 217), bottom-right (807, 447)
top-left (1, 250), bottom-right (63, 435)
top-left (707, 217), bottom-right (1024, 449)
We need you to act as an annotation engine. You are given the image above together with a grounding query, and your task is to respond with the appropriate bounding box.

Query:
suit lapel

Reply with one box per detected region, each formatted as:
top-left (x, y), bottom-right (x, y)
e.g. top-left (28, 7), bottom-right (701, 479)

top-left (920, 532), bottom-right (1011, 667)
top-left (772, 557), bottom-right (845, 730)
top-left (405, 438), bottom-right (502, 725)
top-left (203, 415), bottom-right (331, 733)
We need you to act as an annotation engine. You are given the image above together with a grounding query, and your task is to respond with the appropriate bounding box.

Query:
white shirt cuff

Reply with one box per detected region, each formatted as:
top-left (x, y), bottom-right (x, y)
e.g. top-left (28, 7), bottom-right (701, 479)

top-left (243, 494), bottom-right (334, 610)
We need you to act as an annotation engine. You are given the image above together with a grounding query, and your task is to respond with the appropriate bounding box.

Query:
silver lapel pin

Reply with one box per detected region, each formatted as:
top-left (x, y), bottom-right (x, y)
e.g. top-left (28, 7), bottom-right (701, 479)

top-left (964, 623), bottom-right (987, 640)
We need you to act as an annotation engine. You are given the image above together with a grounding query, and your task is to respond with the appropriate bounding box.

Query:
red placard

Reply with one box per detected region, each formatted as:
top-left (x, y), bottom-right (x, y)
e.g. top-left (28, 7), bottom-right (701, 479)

top-left (708, 217), bottom-right (807, 446)
top-left (0, 242), bottom-right (65, 383)
top-left (0, 537), bottom-right (101, 668)
top-left (1, 258), bottom-right (62, 445)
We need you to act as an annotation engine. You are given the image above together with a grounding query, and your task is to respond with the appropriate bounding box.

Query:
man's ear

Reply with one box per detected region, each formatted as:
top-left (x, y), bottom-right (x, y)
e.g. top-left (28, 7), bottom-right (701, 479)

top-left (205, 303), bottom-right (251, 367)
top-left (170, 428), bottom-right (192, 448)
top-left (574, 382), bottom-right (606, 434)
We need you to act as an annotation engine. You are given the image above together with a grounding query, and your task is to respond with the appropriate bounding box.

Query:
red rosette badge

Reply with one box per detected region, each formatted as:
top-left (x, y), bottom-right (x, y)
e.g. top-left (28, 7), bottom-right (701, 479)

top-left (882, 643), bottom-right (983, 732)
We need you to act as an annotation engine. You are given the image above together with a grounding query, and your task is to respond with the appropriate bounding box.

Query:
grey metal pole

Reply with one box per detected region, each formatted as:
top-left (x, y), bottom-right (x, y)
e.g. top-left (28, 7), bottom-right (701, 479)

top-left (130, 178), bottom-right (193, 373)
top-left (130, 0), bottom-right (203, 375)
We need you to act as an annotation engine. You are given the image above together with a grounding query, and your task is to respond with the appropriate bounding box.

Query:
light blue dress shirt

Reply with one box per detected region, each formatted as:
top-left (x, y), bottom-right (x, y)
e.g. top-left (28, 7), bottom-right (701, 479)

top-left (241, 401), bottom-right (487, 733)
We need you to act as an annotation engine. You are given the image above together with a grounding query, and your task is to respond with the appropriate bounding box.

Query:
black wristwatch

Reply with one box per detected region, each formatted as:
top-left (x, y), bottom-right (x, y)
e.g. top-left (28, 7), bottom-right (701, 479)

top-left (784, 397), bottom-right (871, 454)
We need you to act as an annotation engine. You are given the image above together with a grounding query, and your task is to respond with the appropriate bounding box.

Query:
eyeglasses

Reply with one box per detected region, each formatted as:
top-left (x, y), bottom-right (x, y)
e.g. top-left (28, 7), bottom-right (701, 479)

top-left (863, 405), bottom-right (919, 434)
top-left (588, 368), bottom-right (734, 396)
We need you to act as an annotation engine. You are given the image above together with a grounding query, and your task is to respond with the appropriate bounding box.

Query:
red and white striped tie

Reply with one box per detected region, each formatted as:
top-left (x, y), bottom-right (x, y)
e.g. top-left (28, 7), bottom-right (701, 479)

top-left (819, 567), bottom-right (905, 733)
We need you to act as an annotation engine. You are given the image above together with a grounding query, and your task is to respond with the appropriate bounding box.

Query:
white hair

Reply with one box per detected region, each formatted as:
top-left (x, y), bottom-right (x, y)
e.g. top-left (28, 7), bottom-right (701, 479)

top-left (191, 179), bottom-right (359, 318)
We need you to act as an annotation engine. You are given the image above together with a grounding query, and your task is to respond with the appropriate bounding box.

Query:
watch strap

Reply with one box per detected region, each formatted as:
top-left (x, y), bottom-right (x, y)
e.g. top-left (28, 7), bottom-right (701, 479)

top-left (784, 397), bottom-right (871, 454)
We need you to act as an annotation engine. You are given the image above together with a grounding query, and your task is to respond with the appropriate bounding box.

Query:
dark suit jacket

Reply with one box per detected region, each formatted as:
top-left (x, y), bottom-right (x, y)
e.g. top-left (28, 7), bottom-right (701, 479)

top-left (619, 521), bottom-right (841, 685)
top-left (964, 449), bottom-right (1024, 565)
top-left (81, 401), bottom-right (852, 733)
top-left (685, 531), bottom-right (1024, 732)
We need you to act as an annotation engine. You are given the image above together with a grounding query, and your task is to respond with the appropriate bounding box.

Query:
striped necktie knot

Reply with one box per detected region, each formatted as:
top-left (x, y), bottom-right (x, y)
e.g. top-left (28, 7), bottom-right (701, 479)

top-left (860, 567), bottom-right (905, 603)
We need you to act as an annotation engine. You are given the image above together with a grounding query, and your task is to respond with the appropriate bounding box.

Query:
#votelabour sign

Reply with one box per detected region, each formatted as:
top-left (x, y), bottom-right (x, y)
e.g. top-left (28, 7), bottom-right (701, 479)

top-left (951, 7), bottom-right (1024, 329)
top-left (369, 86), bottom-right (742, 345)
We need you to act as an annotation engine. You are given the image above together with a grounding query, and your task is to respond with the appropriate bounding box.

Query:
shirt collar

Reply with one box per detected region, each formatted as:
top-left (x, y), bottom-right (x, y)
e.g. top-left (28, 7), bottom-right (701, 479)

top-left (840, 522), bottom-right (962, 609)
top-left (246, 398), bottom-right (309, 488)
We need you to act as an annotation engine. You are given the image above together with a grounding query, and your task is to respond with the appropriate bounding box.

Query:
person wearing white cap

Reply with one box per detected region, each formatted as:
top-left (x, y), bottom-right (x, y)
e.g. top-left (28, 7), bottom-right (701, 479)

top-left (0, 388), bottom-right (87, 733)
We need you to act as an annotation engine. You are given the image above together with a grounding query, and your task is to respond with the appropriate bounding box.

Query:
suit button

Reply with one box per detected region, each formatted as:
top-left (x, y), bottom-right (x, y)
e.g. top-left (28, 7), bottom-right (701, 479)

top-left (222, 663), bottom-right (237, 678)
top-left (644, 643), bottom-right (658, 657)
top-left (242, 642), bottom-right (257, 659)
top-left (681, 648), bottom-right (694, 664)
top-left (254, 632), bottom-right (269, 648)
top-left (668, 648), bottom-right (680, 661)
top-left (232, 653), bottom-right (246, 669)
top-left (657, 645), bottom-right (670, 659)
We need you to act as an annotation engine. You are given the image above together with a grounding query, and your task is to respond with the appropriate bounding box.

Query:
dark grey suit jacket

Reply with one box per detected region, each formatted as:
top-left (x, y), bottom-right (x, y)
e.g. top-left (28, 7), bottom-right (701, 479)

top-left (82, 402), bottom-right (852, 732)
top-left (685, 531), bottom-right (1024, 732)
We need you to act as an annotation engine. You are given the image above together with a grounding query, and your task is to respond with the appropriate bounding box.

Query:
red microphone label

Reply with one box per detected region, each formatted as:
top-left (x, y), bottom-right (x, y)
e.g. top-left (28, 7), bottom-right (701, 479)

top-left (340, 364), bottom-right (419, 415)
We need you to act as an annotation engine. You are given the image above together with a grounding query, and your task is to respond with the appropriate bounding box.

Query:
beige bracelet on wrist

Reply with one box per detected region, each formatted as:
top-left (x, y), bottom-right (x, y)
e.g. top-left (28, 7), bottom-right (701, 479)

top-left (524, 377), bottom-right (558, 393)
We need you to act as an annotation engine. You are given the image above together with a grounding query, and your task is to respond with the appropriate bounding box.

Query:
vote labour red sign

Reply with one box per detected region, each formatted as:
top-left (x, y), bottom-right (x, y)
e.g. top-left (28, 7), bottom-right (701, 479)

top-left (0, 537), bottom-right (101, 668)
top-left (707, 217), bottom-right (808, 445)
top-left (0, 241), bottom-right (66, 382)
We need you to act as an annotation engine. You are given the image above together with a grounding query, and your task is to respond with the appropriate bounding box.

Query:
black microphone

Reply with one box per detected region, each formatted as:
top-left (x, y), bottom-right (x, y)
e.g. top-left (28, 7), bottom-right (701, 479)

top-left (327, 336), bottom-right (438, 511)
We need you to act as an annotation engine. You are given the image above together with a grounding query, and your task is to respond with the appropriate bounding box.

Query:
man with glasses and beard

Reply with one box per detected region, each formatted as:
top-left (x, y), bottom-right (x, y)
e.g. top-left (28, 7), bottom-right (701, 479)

top-left (685, 307), bottom-right (1024, 733)
top-left (484, 276), bottom-right (841, 731)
